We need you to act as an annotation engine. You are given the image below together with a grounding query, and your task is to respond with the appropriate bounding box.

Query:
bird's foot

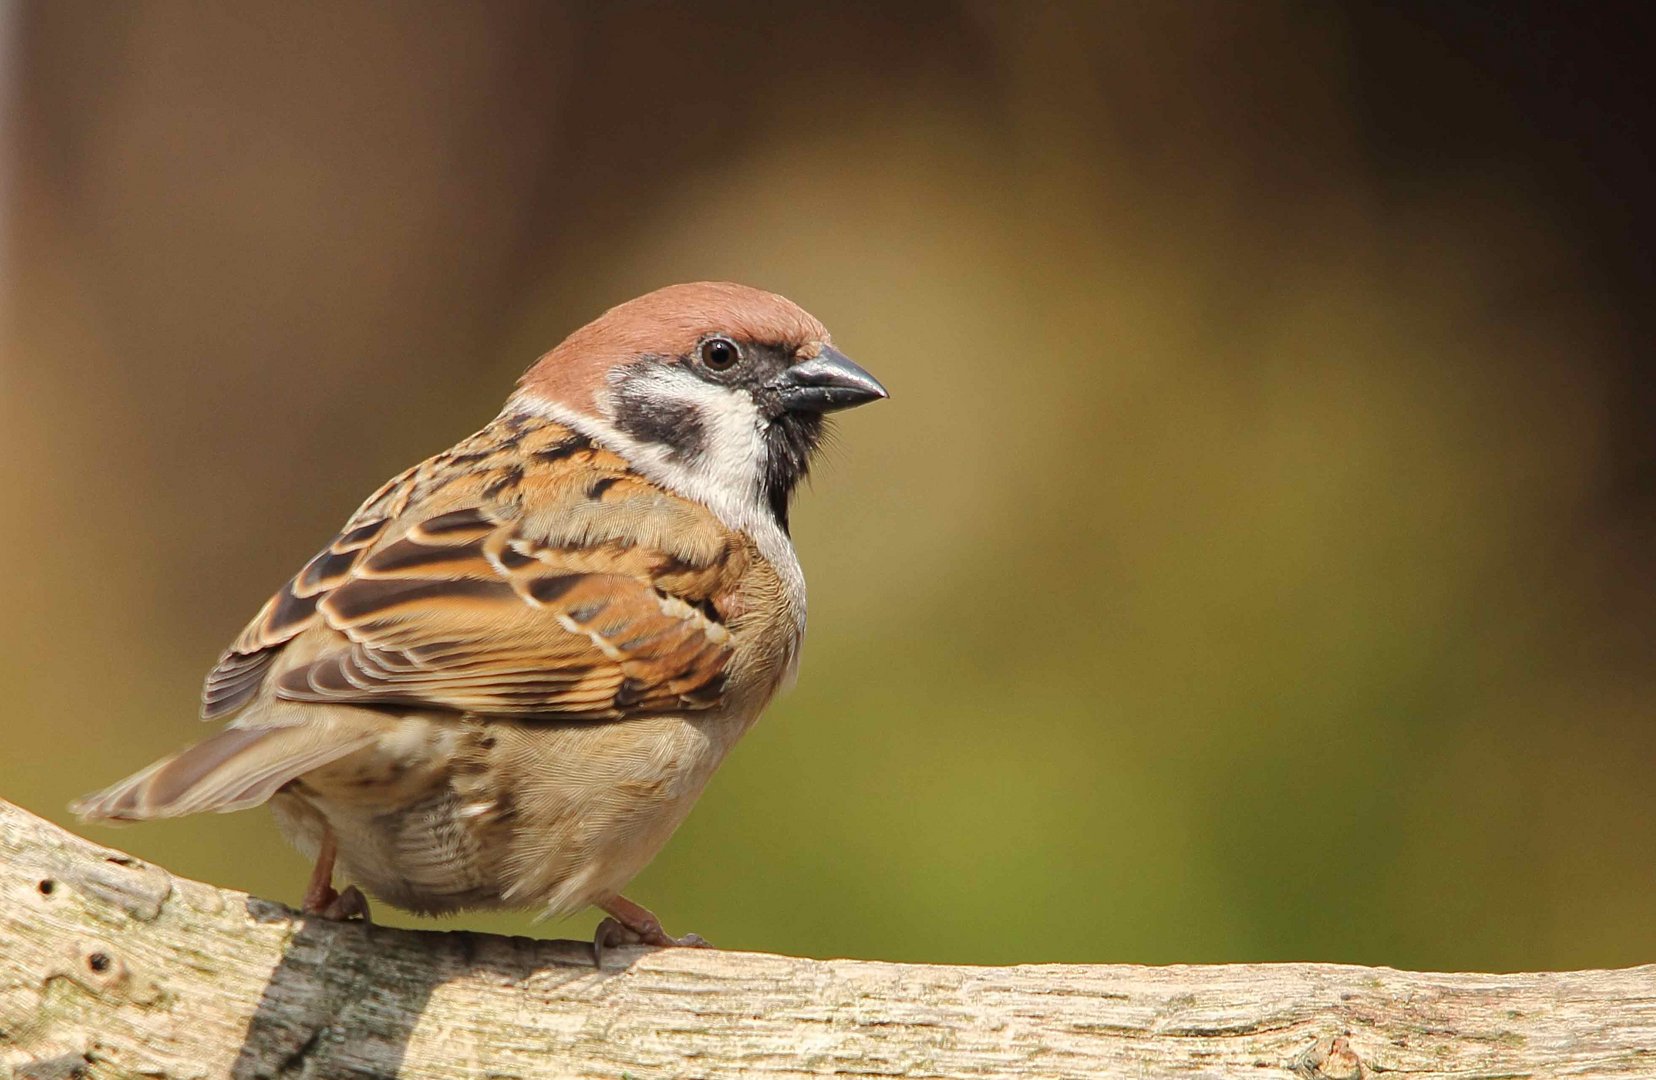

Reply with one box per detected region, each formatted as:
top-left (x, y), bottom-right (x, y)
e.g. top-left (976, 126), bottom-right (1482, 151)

top-left (300, 826), bottom-right (369, 920)
top-left (321, 884), bottom-right (372, 922)
top-left (302, 882), bottom-right (372, 923)
top-left (591, 895), bottom-right (710, 967)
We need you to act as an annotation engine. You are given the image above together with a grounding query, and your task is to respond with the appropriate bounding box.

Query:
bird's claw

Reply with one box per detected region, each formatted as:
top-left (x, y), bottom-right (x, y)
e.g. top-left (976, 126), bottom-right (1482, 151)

top-left (322, 884), bottom-right (372, 922)
top-left (591, 916), bottom-right (711, 967)
top-left (305, 884), bottom-right (372, 923)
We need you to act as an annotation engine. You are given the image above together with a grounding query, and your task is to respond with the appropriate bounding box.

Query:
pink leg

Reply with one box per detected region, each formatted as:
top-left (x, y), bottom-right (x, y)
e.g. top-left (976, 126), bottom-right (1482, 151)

top-left (300, 825), bottom-right (371, 921)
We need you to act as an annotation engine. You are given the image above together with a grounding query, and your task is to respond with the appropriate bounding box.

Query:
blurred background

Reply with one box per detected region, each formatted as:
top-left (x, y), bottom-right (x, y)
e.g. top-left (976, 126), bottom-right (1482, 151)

top-left (1, 2), bottom-right (1651, 972)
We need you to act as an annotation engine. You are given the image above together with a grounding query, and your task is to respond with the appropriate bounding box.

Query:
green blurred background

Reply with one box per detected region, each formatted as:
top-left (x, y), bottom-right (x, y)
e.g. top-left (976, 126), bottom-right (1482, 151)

top-left (2, 2), bottom-right (1652, 972)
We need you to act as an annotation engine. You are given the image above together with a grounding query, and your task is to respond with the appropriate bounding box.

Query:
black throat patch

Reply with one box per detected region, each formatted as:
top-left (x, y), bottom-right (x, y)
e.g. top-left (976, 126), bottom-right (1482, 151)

top-left (762, 411), bottom-right (824, 533)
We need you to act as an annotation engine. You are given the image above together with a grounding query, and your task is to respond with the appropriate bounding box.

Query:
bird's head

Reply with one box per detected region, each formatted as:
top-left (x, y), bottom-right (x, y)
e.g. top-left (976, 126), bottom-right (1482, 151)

top-left (514, 282), bottom-right (887, 531)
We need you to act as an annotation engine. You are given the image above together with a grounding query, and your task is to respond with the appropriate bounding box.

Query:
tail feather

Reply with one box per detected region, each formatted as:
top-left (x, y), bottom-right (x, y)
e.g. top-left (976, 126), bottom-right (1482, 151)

top-left (71, 724), bottom-right (376, 822)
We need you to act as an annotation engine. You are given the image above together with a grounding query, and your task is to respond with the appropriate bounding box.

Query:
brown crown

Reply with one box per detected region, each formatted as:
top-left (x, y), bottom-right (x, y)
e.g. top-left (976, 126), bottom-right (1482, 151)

top-left (518, 282), bottom-right (831, 415)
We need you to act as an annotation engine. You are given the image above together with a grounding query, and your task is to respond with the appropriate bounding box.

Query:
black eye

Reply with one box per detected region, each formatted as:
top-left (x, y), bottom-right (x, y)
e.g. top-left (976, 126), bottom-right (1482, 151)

top-left (699, 337), bottom-right (741, 371)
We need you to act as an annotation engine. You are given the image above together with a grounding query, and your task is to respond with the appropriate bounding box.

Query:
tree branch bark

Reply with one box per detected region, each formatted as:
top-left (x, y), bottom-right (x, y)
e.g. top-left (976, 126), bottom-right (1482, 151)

top-left (2, 798), bottom-right (1652, 1079)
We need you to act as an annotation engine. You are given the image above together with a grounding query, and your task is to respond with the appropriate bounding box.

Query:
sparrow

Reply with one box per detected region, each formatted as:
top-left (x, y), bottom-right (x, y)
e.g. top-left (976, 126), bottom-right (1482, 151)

top-left (72, 281), bottom-right (887, 957)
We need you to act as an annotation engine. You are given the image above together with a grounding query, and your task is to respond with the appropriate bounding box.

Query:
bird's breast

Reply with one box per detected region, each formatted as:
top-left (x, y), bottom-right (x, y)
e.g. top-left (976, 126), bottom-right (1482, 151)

top-left (722, 544), bottom-right (807, 716)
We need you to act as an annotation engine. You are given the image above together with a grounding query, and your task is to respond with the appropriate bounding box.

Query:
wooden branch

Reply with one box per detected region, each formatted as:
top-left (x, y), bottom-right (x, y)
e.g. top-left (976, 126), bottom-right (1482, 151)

top-left (3, 798), bottom-right (1653, 1080)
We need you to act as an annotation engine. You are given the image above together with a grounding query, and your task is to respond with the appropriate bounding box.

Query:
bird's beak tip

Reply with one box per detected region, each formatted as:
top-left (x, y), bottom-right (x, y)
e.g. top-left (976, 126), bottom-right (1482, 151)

top-left (772, 346), bottom-right (888, 413)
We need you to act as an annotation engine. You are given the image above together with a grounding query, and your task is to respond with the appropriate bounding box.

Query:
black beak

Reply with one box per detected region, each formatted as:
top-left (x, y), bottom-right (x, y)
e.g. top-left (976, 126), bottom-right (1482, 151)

top-left (770, 347), bottom-right (889, 413)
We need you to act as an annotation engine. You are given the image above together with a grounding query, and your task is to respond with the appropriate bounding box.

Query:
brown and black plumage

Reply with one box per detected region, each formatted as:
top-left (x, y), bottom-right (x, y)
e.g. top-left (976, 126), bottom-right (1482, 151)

top-left (73, 282), bottom-right (887, 950)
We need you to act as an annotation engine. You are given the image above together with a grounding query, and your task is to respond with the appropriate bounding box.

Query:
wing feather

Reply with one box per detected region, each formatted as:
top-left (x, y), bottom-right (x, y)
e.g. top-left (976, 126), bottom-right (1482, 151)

top-left (202, 419), bottom-right (742, 723)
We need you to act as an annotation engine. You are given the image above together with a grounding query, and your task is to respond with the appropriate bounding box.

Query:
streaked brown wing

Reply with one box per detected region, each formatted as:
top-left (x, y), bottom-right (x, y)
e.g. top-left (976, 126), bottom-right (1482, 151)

top-left (201, 506), bottom-right (397, 719)
top-left (203, 419), bottom-right (740, 722)
top-left (278, 506), bottom-right (730, 717)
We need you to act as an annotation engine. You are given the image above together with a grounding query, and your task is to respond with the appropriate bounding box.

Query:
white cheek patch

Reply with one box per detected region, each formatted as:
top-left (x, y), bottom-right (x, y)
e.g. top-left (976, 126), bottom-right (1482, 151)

top-left (610, 365), bottom-right (768, 508)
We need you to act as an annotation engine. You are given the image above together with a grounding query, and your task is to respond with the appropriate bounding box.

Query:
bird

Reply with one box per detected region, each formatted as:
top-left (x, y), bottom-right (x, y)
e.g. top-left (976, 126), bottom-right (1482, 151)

top-left (71, 281), bottom-right (887, 958)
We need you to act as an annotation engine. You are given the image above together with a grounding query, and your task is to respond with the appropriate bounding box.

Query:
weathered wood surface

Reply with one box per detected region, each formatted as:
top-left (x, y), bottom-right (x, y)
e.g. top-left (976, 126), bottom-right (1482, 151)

top-left (2, 798), bottom-right (1652, 1079)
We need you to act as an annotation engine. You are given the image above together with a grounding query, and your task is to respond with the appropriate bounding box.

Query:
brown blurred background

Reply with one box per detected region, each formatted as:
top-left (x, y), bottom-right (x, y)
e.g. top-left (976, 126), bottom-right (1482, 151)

top-left (1, 2), bottom-right (1652, 970)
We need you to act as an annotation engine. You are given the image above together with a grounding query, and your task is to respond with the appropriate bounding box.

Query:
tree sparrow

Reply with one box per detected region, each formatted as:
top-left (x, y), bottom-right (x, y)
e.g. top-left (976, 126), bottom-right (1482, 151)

top-left (72, 282), bottom-right (888, 956)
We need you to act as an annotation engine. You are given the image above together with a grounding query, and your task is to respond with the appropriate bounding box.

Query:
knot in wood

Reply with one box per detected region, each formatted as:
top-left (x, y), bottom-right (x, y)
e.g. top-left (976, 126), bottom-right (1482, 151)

top-left (1293, 1034), bottom-right (1363, 1079)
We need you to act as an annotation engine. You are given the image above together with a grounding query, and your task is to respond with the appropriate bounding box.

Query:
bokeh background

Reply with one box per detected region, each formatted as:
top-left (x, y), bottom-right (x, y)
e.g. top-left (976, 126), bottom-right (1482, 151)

top-left (1, 2), bottom-right (1651, 972)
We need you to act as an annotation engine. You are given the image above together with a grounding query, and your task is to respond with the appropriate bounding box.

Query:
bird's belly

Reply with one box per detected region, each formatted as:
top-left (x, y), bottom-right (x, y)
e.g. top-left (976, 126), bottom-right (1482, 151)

top-left (269, 710), bottom-right (739, 918)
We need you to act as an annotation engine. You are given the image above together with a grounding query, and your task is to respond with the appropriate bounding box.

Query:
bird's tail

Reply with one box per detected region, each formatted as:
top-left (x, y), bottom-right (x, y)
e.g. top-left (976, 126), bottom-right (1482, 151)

top-left (71, 724), bottom-right (375, 822)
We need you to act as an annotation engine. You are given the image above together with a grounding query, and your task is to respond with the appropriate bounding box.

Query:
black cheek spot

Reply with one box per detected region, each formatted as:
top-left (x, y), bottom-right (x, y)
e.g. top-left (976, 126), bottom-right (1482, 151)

top-left (612, 375), bottom-right (709, 462)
